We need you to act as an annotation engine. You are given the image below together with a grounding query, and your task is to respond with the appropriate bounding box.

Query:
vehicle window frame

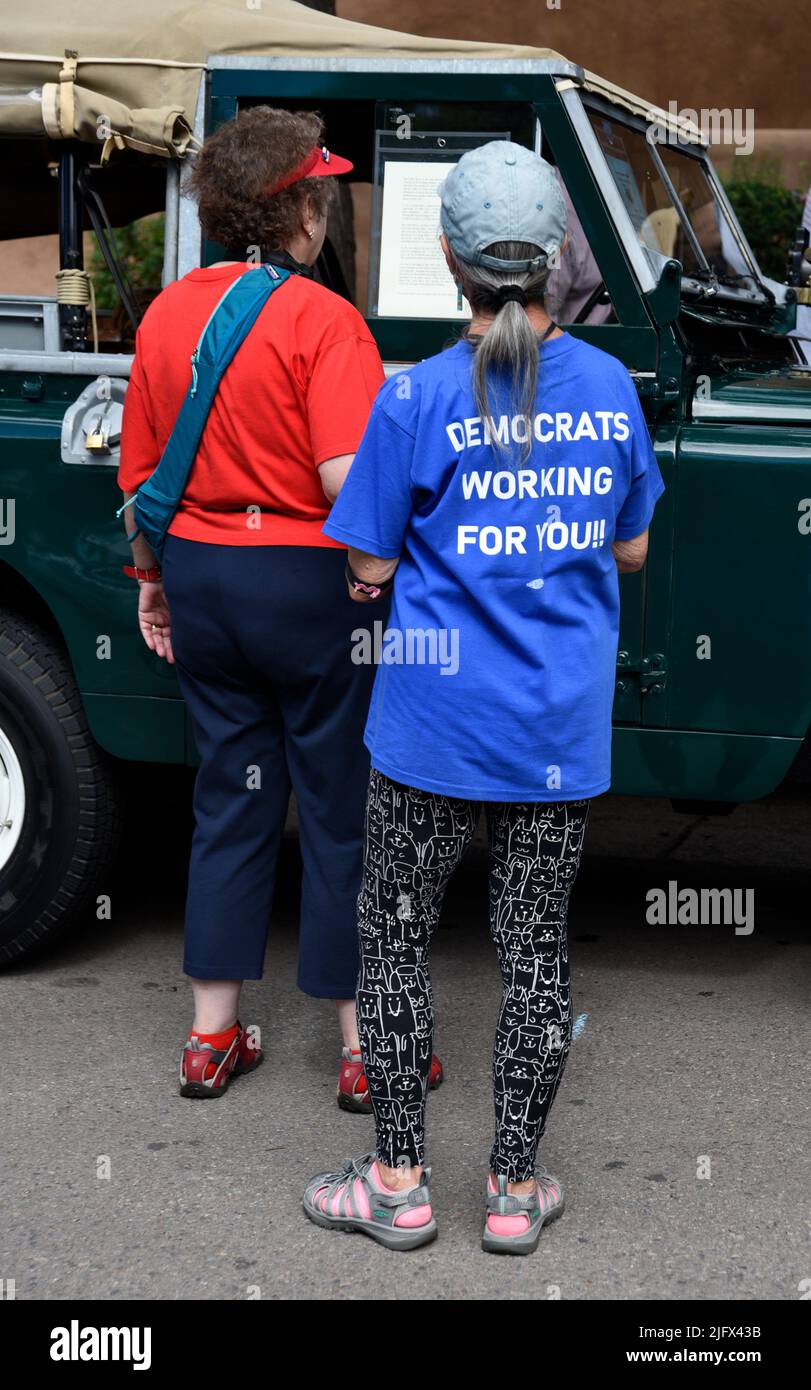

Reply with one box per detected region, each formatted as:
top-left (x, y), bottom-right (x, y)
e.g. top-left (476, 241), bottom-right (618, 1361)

top-left (572, 90), bottom-right (769, 308)
top-left (556, 86), bottom-right (658, 297)
top-left (197, 61), bottom-right (656, 364)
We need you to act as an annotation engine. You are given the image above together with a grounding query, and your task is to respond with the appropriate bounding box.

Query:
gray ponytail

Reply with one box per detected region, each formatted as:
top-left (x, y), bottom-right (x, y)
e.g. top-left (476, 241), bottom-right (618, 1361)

top-left (454, 241), bottom-right (552, 466)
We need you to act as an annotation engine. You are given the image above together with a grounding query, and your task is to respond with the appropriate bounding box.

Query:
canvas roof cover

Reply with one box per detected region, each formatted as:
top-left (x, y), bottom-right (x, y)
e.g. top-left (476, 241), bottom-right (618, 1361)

top-left (0, 0), bottom-right (703, 160)
top-left (0, 0), bottom-right (564, 159)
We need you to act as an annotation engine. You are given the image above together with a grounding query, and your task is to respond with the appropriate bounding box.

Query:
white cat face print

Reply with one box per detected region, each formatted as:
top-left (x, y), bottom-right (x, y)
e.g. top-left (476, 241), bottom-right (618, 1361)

top-left (356, 770), bottom-right (589, 1180)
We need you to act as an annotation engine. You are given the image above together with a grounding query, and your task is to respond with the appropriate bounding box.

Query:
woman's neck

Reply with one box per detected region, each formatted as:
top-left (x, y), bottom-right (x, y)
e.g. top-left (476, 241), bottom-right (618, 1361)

top-left (208, 245), bottom-right (312, 273)
top-left (468, 302), bottom-right (561, 339)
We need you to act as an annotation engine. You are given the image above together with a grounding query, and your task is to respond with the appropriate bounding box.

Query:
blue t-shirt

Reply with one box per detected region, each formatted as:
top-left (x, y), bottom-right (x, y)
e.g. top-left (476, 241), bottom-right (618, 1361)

top-left (323, 332), bottom-right (665, 801)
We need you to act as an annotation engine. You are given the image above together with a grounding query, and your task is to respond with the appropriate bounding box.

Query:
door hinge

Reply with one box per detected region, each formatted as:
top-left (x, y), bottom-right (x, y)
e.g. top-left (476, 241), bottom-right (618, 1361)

top-left (616, 651), bottom-right (667, 696)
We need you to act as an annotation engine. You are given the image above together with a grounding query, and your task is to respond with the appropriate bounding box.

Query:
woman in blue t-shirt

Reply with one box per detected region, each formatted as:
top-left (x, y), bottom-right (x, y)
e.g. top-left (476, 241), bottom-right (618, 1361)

top-left (303, 141), bottom-right (664, 1254)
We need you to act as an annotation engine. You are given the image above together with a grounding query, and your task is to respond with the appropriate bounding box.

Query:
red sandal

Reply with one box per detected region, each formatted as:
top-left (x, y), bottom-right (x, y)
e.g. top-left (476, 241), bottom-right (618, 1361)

top-left (179, 1021), bottom-right (263, 1098)
top-left (337, 1047), bottom-right (444, 1113)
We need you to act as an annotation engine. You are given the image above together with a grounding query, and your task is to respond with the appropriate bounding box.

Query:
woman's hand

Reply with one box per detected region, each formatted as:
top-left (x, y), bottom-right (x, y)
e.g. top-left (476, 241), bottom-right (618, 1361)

top-left (137, 581), bottom-right (175, 664)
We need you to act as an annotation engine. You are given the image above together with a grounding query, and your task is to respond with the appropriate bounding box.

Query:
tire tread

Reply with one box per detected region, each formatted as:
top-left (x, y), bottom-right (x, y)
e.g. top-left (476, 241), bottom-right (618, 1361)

top-left (0, 607), bottom-right (121, 965)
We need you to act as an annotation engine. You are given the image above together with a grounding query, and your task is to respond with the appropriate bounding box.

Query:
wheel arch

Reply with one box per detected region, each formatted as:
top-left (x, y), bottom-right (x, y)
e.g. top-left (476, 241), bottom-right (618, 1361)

top-left (0, 558), bottom-right (64, 642)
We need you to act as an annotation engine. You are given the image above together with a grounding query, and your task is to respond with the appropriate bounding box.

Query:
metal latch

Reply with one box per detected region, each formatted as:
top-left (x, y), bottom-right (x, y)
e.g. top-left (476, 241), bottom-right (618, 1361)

top-left (616, 651), bottom-right (667, 696)
top-left (61, 377), bottom-right (128, 466)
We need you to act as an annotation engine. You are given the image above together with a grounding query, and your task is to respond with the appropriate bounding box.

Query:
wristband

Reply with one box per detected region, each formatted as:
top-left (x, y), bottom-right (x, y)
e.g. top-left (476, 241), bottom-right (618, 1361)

top-left (345, 559), bottom-right (393, 600)
top-left (123, 564), bottom-right (162, 583)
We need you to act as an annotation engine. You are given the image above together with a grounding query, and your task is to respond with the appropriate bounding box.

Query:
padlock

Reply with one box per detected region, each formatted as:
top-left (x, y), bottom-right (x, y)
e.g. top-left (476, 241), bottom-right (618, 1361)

top-left (85, 426), bottom-right (107, 451)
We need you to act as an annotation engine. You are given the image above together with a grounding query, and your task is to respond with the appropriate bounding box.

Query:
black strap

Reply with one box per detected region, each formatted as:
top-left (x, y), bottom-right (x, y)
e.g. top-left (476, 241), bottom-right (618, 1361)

top-left (220, 246), bottom-right (314, 278)
top-left (464, 319), bottom-right (559, 348)
top-left (78, 168), bottom-right (142, 333)
top-left (345, 559), bottom-right (394, 598)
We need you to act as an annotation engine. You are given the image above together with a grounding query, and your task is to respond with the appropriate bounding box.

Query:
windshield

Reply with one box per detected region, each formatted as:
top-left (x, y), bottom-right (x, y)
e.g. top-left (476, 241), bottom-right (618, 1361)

top-left (587, 110), bottom-right (760, 289)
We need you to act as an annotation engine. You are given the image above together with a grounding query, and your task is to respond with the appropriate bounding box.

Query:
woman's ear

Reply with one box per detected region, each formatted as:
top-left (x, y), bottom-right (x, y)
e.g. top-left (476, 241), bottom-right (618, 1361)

top-left (439, 232), bottom-right (458, 278)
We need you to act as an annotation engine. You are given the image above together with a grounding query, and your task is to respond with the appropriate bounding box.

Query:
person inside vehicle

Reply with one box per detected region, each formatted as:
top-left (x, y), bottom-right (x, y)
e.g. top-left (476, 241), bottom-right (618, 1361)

top-left (545, 169), bottom-right (612, 326)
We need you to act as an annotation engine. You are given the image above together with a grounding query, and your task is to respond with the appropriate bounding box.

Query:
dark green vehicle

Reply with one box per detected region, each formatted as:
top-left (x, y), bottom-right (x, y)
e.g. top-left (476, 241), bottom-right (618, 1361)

top-left (1, 2), bottom-right (809, 963)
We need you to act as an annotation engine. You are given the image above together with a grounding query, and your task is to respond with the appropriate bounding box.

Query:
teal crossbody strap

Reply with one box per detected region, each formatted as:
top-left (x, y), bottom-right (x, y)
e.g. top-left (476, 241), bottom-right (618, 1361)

top-left (118, 264), bottom-right (292, 561)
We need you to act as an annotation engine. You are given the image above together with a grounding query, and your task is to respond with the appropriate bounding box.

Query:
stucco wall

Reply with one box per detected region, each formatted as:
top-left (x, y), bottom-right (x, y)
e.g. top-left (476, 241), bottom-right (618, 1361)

top-left (341, 0), bottom-right (807, 131)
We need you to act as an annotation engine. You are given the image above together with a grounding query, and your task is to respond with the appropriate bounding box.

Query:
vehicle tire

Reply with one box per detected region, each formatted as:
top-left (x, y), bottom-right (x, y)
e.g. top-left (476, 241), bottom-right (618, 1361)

top-left (0, 608), bottom-right (121, 965)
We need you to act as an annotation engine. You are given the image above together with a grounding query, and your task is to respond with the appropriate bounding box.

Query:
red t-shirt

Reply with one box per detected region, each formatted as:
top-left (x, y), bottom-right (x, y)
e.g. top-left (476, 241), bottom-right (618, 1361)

top-left (118, 263), bottom-right (385, 546)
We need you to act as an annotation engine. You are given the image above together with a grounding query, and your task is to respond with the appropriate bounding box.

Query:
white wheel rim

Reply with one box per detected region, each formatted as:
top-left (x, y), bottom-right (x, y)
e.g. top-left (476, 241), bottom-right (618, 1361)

top-left (0, 722), bottom-right (26, 874)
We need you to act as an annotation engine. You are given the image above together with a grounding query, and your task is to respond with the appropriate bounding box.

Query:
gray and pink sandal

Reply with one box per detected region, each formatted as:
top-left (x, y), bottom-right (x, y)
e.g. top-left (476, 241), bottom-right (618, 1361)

top-left (303, 1152), bottom-right (437, 1251)
top-left (482, 1169), bottom-right (565, 1255)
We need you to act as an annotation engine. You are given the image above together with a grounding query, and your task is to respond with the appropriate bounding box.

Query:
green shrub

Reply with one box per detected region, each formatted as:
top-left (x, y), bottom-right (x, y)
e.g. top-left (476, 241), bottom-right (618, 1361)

top-left (723, 173), bottom-right (804, 280)
top-left (88, 214), bottom-right (165, 310)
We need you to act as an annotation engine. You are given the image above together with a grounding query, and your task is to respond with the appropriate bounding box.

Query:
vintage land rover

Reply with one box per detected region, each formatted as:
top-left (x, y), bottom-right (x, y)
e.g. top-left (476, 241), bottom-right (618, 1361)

top-left (0, 0), bottom-right (809, 964)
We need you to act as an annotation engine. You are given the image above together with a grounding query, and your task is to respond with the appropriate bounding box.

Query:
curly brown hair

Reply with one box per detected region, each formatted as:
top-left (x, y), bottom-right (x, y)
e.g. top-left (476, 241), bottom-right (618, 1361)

top-left (187, 106), bottom-right (335, 255)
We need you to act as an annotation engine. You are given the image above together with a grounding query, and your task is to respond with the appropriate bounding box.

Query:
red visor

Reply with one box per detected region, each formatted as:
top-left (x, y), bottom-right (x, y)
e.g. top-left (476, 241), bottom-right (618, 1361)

top-left (265, 145), bottom-right (354, 197)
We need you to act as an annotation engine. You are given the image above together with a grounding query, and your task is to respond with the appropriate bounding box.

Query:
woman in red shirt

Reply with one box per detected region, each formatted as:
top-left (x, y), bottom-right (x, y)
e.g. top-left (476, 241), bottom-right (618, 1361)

top-left (118, 107), bottom-right (442, 1106)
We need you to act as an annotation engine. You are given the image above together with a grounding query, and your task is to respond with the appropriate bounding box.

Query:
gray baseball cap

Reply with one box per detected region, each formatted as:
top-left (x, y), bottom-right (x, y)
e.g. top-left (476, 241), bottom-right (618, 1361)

top-left (438, 141), bottom-right (566, 272)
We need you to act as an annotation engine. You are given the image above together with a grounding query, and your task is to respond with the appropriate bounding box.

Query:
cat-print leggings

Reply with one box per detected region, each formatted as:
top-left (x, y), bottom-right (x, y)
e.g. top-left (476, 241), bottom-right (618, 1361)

top-left (357, 769), bottom-right (590, 1183)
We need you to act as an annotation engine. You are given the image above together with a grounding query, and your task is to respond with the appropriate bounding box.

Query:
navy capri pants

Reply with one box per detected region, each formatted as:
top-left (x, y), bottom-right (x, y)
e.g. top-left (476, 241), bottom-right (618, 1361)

top-left (162, 536), bottom-right (380, 997)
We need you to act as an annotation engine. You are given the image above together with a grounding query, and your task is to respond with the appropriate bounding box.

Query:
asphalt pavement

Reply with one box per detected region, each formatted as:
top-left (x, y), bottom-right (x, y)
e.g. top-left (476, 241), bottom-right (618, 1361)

top-left (0, 781), bottom-right (808, 1300)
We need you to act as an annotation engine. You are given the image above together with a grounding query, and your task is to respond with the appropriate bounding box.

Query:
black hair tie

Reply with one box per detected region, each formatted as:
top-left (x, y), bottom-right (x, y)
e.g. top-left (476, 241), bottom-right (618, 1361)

top-left (497, 285), bottom-right (527, 307)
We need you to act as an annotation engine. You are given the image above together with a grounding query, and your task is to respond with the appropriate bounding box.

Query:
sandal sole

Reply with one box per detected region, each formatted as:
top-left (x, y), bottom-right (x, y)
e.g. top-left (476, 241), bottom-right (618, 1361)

top-left (336, 1091), bottom-right (372, 1114)
top-left (302, 1200), bottom-right (438, 1251)
top-left (179, 1051), bottom-right (263, 1099)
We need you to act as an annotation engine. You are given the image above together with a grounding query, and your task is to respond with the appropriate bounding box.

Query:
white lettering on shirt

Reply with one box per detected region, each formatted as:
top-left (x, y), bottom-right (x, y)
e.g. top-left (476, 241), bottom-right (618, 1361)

top-left (447, 410), bottom-right (632, 452)
top-left (460, 465), bottom-right (615, 499)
